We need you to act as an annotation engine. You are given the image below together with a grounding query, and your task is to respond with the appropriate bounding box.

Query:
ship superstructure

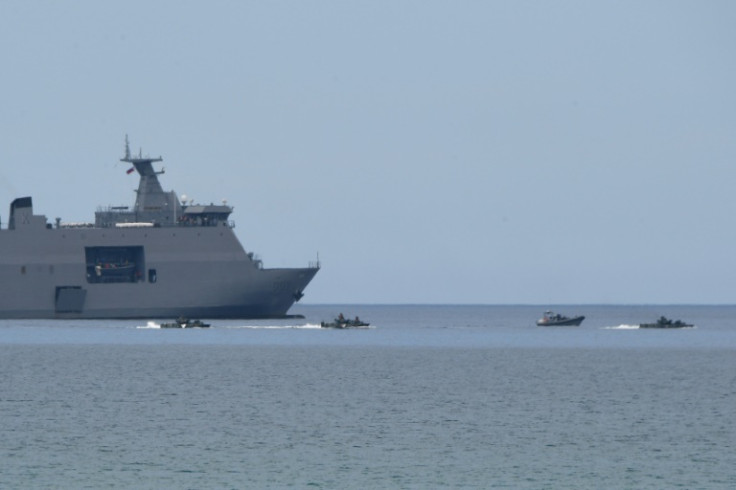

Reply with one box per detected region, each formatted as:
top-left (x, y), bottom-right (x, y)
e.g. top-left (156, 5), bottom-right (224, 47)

top-left (0, 139), bottom-right (319, 319)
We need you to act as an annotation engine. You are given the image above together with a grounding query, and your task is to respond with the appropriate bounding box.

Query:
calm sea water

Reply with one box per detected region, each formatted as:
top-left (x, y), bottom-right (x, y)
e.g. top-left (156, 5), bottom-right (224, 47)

top-left (1, 305), bottom-right (735, 489)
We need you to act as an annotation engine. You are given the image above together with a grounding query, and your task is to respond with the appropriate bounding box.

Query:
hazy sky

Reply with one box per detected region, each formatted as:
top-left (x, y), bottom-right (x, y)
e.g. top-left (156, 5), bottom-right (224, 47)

top-left (1, 1), bottom-right (735, 304)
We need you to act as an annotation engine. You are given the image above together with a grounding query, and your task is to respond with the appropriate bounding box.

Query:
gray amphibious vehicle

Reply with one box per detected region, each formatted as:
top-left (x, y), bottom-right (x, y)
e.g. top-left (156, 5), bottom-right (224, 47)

top-left (0, 139), bottom-right (319, 319)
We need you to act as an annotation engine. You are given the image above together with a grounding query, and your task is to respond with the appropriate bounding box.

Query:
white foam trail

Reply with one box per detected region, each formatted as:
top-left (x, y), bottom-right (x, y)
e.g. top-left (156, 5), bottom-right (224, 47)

top-left (136, 322), bottom-right (324, 330)
top-left (603, 324), bottom-right (640, 330)
top-left (220, 323), bottom-right (322, 330)
top-left (137, 321), bottom-right (161, 329)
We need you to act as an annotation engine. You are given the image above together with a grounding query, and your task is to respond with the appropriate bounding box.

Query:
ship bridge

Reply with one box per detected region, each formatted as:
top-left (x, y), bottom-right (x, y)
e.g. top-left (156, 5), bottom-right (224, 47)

top-left (95, 137), bottom-right (233, 228)
top-left (179, 204), bottom-right (233, 227)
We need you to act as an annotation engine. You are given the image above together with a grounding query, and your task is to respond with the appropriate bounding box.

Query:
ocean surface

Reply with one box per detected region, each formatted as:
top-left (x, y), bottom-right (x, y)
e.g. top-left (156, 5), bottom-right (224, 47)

top-left (1, 305), bottom-right (735, 489)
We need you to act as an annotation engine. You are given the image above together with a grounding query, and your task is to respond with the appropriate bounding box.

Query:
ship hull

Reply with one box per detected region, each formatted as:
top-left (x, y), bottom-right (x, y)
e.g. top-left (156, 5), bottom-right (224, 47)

top-left (536, 316), bottom-right (585, 327)
top-left (0, 223), bottom-right (318, 319)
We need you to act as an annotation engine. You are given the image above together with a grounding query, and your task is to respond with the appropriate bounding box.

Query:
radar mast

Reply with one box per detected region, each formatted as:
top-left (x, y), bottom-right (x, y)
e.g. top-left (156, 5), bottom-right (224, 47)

top-left (119, 136), bottom-right (174, 219)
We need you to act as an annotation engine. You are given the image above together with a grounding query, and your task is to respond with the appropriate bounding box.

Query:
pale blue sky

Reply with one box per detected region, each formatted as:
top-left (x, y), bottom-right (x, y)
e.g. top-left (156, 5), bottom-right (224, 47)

top-left (1, 1), bottom-right (735, 303)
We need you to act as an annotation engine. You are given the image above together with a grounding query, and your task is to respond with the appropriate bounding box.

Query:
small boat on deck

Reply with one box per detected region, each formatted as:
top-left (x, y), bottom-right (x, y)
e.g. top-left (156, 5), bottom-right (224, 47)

top-left (639, 316), bottom-right (693, 329)
top-left (321, 314), bottom-right (370, 329)
top-left (536, 311), bottom-right (585, 327)
top-left (160, 317), bottom-right (211, 328)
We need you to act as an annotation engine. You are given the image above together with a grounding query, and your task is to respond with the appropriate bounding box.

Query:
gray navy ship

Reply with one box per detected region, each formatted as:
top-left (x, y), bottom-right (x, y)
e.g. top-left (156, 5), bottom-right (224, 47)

top-left (0, 138), bottom-right (319, 319)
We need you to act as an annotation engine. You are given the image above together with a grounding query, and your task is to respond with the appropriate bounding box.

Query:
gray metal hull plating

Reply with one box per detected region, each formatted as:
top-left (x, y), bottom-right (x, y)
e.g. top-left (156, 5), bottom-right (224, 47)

top-left (0, 223), bottom-right (318, 319)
